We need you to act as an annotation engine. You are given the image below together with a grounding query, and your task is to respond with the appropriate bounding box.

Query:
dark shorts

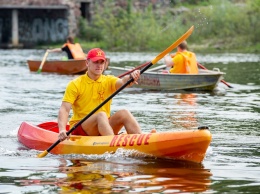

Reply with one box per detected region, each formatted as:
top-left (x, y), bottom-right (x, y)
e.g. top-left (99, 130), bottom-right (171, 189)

top-left (71, 124), bottom-right (88, 136)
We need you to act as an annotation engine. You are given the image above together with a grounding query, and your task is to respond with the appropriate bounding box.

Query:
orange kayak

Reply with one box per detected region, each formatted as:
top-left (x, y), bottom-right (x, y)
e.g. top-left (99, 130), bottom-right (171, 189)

top-left (17, 121), bottom-right (212, 163)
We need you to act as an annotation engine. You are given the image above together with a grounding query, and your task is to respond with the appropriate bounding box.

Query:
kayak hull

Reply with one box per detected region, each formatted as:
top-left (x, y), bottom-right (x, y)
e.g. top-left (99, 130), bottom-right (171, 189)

top-left (17, 121), bottom-right (212, 163)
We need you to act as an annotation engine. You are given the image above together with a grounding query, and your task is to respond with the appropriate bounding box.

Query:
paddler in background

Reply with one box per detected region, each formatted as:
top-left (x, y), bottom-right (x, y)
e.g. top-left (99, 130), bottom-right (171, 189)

top-left (163, 41), bottom-right (199, 74)
top-left (47, 36), bottom-right (85, 60)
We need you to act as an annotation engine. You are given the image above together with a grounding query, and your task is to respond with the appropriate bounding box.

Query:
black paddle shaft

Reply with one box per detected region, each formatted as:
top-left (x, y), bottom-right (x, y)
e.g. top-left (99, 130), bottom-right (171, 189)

top-left (46, 62), bottom-right (153, 153)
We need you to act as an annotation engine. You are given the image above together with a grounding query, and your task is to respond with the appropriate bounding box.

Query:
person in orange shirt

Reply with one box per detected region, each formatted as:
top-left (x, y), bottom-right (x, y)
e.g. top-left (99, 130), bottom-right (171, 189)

top-left (47, 36), bottom-right (85, 59)
top-left (164, 41), bottom-right (198, 74)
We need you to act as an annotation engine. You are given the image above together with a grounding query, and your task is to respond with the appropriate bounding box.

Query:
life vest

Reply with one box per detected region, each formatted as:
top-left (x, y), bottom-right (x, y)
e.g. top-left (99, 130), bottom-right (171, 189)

top-left (63, 43), bottom-right (86, 59)
top-left (170, 51), bottom-right (198, 74)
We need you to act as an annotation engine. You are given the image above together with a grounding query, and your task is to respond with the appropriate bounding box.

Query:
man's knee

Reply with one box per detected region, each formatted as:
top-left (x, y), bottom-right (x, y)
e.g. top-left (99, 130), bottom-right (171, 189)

top-left (96, 112), bottom-right (108, 120)
top-left (117, 109), bottom-right (132, 118)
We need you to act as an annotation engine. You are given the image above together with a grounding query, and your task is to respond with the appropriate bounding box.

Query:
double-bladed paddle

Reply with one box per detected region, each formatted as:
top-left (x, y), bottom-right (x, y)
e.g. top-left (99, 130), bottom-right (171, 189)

top-left (37, 25), bottom-right (194, 158)
top-left (37, 51), bottom-right (49, 73)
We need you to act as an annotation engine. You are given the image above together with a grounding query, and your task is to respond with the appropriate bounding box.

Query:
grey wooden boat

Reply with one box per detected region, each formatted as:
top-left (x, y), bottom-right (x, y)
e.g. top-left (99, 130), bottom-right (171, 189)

top-left (109, 65), bottom-right (225, 91)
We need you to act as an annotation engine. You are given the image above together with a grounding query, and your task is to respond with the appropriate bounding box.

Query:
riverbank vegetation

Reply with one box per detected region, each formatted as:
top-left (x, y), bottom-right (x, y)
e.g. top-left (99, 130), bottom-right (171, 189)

top-left (78, 0), bottom-right (259, 53)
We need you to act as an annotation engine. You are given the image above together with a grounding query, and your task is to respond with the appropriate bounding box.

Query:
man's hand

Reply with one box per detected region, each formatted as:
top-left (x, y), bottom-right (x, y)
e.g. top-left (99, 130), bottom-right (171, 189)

top-left (130, 70), bottom-right (140, 85)
top-left (58, 130), bottom-right (69, 141)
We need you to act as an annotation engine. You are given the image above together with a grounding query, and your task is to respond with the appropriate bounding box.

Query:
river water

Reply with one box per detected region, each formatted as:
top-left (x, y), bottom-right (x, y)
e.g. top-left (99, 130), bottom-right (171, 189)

top-left (0, 49), bottom-right (259, 193)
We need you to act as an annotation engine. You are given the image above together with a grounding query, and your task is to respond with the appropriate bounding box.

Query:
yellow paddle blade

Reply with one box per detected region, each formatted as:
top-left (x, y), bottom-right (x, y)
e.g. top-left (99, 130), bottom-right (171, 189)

top-left (151, 26), bottom-right (194, 65)
top-left (37, 150), bottom-right (48, 158)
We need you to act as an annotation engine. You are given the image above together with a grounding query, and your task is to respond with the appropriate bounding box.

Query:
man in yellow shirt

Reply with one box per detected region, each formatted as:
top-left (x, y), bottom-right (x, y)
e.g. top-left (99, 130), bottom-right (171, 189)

top-left (58, 48), bottom-right (142, 141)
top-left (164, 41), bottom-right (198, 74)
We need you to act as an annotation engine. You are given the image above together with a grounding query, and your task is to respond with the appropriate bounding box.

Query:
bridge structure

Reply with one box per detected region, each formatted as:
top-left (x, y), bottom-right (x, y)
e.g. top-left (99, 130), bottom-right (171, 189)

top-left (0, 0), bottom-right (91, 48)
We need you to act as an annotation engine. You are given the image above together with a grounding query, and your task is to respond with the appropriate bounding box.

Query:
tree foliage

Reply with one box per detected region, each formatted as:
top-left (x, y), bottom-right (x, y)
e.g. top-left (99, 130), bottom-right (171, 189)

top-left (78, 0), bottom-right (260, 52)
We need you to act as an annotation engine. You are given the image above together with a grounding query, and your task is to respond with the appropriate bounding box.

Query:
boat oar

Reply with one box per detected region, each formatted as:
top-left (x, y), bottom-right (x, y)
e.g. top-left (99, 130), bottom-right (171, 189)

top-left (117, 61), bottom-right (150, 78)
top-left (37, 25), bottom-right (194, 158)
top-left (197, 62), bottom-right (233, 88)
top-left (146, 64), bottom-right (167, 72)
top-left (37, 51), bottom-right (49, 73)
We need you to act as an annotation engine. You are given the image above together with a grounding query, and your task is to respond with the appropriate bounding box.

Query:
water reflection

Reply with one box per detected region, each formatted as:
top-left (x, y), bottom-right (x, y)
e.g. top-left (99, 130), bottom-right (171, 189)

top-left (19, 158), bottom-right (211, 193)
top-left (170, 93), bottom-right (198, 129)
top-left (14, 158), bottom-right (212, 193)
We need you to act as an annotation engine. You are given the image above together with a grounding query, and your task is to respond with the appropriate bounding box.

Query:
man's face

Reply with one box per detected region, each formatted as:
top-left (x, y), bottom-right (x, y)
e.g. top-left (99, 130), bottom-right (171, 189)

top-left (87, 59), bottom-right (105, 76)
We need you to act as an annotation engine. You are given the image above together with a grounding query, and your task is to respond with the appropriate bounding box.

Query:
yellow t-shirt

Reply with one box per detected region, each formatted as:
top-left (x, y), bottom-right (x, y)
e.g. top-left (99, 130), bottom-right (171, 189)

top-left (170, 51), bottom-right (198, 74)
top-left (62, 73), bottom-right (119, 127)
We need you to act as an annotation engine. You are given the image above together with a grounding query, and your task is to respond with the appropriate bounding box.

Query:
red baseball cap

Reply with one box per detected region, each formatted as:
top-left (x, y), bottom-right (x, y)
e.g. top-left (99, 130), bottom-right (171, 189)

top-left (86, 48), bottom-right (106, 62)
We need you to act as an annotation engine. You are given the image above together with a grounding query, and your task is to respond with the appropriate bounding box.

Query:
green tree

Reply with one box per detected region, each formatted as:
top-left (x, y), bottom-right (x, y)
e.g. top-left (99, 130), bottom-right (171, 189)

top-left (77, 0), bottom-right (260, 52)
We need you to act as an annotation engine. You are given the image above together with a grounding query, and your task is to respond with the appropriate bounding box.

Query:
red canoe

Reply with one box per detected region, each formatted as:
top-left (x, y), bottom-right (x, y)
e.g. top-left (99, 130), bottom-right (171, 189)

top-left (17, 121), bottom-right (212, 163)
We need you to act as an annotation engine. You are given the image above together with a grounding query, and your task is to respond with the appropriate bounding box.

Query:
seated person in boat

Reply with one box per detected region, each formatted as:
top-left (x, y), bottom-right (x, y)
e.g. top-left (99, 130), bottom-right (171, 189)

top-left (164, 41), bottom-right (199, 74)
top-left (58, 48), bottom-right (144, 141)
top-left (47, 36), bottom-right (85, 60)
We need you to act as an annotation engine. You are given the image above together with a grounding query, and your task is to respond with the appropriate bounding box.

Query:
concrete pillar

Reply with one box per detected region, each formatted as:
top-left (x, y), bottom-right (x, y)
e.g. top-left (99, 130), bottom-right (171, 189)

top-left (12, 9), bottom-right (19, 46)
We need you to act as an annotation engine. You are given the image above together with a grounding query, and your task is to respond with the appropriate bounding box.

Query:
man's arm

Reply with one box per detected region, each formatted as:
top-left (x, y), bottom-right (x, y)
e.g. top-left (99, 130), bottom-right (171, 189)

top-left (164, 54), bottom-right (174, 68)
top-left (58, 101), bottom-right (72, 141)
top-left (47, 48), bottom-right (62, 53)
top-left (115, 70), bottom-right (140, 90)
